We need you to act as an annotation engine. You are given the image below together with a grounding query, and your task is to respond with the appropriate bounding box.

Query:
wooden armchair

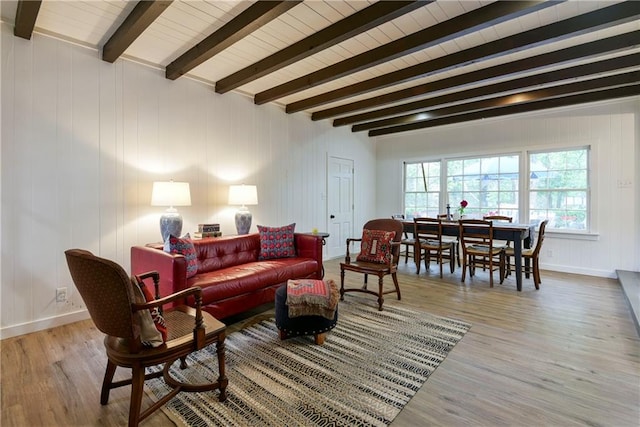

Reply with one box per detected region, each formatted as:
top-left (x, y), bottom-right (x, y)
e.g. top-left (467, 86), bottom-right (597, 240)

top-left (64, 249), bottom-right (228, 427)
top-left (340, 219), bottom-right (403, 311)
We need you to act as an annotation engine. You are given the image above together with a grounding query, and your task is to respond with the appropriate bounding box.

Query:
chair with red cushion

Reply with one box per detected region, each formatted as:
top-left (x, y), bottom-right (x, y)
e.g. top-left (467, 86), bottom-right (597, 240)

top-left (340, 219), bottom-right (403, 311)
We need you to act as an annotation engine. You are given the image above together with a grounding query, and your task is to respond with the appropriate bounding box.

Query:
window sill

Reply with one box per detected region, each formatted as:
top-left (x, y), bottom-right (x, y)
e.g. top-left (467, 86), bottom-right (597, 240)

top-left (546, 231), bottom-right (599, 241)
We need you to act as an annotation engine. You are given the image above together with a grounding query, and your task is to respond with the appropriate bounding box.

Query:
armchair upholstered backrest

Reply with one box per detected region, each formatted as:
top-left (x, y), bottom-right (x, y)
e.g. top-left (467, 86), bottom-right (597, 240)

top-left (65, 249), bottom-right (137, 341)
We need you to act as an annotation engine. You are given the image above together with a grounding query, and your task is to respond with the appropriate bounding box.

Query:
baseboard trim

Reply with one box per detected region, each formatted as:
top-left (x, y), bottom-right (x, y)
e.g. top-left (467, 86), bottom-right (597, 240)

top-left (0, 309), bottom-right (90, 340)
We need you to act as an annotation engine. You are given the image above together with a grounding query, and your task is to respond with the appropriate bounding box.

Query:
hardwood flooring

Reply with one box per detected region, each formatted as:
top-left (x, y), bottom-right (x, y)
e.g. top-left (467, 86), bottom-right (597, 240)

top-left (2, 258), bottom-right (638, 426)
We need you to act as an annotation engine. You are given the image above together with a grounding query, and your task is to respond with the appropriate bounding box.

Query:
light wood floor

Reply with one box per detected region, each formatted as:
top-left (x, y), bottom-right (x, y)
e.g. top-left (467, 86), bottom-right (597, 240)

top-left (2, 258), bottom-right (639, 426)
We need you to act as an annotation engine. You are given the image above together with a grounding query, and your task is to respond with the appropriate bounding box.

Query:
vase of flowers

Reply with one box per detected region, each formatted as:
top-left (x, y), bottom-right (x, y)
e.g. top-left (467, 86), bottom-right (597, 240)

top-left (458, 199), bottom-right (468, 218)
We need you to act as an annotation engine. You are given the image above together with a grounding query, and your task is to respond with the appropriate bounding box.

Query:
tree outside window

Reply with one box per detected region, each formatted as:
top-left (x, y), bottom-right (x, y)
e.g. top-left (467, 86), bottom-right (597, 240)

top-left (529, 148), bottom-right (589, 230)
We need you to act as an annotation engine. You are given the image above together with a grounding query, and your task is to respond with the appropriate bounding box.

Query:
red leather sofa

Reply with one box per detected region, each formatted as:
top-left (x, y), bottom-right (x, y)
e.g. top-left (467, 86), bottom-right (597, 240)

top-left (130, 233), bottom-right (323, 320)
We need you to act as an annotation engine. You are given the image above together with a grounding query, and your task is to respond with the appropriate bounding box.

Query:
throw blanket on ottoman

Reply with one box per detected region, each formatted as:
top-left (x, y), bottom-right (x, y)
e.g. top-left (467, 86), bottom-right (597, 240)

top-left (287, 279), bottom-right (338, 319)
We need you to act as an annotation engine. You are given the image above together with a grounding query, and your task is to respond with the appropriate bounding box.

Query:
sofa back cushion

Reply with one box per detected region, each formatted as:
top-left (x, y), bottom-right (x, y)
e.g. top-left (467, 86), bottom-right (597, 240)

top-left (194, 234), bottom-right (261, 273)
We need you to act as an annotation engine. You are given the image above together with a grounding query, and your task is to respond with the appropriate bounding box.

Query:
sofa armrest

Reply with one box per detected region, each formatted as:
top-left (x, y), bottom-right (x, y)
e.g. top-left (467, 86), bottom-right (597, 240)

top-left (130, 246), bottom-right (188, 307)
top-left (294, 233), bottom-right (323, 279)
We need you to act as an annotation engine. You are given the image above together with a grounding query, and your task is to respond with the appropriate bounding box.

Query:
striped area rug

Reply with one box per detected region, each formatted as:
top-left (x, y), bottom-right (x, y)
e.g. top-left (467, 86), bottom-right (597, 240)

top-left (146, 297), bottom-right (470, 426)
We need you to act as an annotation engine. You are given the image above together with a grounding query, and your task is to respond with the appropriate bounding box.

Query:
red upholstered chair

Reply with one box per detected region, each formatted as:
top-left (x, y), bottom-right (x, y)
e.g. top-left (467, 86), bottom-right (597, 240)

top-left (340, 219), bottom-right (403, 311)
top-left (65, 249), bottom-right (228, 427)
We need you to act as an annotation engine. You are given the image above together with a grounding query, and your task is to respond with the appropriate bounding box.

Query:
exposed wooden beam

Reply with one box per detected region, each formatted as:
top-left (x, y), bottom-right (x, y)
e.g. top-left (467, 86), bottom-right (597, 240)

top-left (287, 1), bottom-right (640, 113)
top-left (354, 71), bottom-right (640, 133)
top-left (335, 53), bottom-right (640, 127)
top-left (14, 0), bottom-right (41, 40)
top-left (254, 0), bottom-right (554, 105)
top-left (314, 31), bottom-right (640, 121)
top-left (215, 1), bottom-right (428, 94)
top-left (102, 1), bottom-right (172, 63)
top-left (368, 80), bottom-right (640, 137)
top-left (166, 1), bottom-right (301, 81)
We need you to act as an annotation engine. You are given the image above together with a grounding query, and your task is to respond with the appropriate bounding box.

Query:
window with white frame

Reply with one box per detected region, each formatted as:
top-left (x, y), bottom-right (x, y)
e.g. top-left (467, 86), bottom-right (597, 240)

top-left (446, 155), bottom-right (520, 220)
top-left (529, 147), bottom-right (589, 231)
top-left (403, 161), bottom-right (441, 218)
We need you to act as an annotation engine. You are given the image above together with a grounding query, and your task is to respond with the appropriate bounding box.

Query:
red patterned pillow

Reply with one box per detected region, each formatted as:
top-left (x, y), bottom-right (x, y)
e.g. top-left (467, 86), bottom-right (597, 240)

top-left (163, 233), bottom-right (198, 278)
top-left (356, 229), bottom-right (396, 264)
top-left (136, 277), bottom-right (168, 343)
top-left (258, 223), bottom-right (296, 260)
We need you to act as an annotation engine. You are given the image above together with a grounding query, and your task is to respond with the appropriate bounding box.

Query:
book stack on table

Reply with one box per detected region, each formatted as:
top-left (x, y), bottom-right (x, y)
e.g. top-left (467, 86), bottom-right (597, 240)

top-left (194, 223), bottom-right (222, 239)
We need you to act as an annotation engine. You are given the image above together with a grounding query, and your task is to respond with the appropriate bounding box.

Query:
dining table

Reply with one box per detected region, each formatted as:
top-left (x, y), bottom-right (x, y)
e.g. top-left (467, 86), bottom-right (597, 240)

top-left (403, 220), bottom-right (535, 291)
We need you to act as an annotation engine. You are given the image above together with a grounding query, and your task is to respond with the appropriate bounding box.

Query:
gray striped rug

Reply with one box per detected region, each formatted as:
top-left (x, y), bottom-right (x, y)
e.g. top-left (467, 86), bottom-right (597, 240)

top-left (147, 297), bottom-right (470, 426)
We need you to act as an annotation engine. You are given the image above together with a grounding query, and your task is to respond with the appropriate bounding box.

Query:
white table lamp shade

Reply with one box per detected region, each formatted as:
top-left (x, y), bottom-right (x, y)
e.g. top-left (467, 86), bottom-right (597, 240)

top-left (151, 181), bottom-right (191, 241)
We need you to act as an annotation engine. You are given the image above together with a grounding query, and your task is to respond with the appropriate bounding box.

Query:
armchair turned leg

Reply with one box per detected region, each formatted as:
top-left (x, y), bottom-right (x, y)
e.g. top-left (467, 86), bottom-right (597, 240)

top-left (377, 275), bottom-right (385, 311)
top-left (216, 337), bottom-right (228, 402)
top-left (340, 268), bottom-right (346, 301)
top-left (100, 360), bottom-right (117, 405)
top-left (129, 365), bottom-right (146, 427)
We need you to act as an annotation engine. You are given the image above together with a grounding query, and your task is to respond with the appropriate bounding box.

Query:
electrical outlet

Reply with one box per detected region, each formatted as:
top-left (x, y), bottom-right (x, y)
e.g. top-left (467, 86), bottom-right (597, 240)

top-left (56, 287), bottom-right (67, 303)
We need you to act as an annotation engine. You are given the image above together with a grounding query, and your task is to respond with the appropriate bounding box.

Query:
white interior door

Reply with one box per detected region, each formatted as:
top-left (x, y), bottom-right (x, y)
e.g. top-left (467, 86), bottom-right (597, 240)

top-left (327, 156), bottom-right (354, 259)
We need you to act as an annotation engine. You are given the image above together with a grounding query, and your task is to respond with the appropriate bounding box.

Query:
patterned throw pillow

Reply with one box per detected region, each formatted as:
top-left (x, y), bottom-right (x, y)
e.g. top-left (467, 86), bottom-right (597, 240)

top-left (356, 229), bottom-right (396, 264)
top-left (130, 277), bottom-right (165, 347)
top-left (136, 277), bottom-right (168, 343)
top-left (258, 223), bottom-right (296, 260)
top-left (163, 233), bottom-right (198, 278)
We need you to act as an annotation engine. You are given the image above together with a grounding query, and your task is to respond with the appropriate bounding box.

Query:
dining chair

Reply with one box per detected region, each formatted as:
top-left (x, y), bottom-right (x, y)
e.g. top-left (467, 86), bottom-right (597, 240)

top-left (482, 215), bottom-right (513, 248)
top-left (65, 249), bottom-right (228, 427)
top-left (438, 213), bottom-right (461, 267)
top-left (340, 218), bottom-right (403, 311)
top-left (459, 219), bottom-right (506, 288)
top-left (505, 219), bottom-right (549, 289)
top-left (391, 214), bottom-right (415, 264)
top-left (414, 217), bottom-right (455, 278)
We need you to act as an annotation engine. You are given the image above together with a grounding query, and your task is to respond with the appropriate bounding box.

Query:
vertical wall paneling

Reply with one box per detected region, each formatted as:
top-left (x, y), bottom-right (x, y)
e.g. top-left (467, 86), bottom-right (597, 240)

top-left (0, 23), bottom-right (377, 338)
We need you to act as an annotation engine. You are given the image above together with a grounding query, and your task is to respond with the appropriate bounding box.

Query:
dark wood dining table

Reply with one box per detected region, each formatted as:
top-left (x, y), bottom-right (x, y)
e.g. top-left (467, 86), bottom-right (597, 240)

top-left (403, 220), bottom-right (535, 291)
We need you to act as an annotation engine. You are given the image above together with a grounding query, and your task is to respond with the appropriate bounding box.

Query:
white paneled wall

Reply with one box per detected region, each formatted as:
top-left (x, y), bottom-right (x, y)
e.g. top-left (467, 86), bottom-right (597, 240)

top-left (375, 97), bottom-right (640, 278)
top-left (0, 24), bottom-right (375, 338)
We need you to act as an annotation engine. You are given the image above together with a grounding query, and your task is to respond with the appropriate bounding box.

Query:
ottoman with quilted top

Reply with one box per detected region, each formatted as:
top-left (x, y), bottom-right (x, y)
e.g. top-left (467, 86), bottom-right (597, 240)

top-left (274, 281), bottom-right (338, 345)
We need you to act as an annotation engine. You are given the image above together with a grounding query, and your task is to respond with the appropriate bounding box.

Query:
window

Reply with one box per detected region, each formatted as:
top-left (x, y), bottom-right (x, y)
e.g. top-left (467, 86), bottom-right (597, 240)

top-left (404, 161), bottom-right (441, 218)
top-left (402, 148), bottom-right (591, 233)
top-left (529, 147), bottom-right (589, 231)
top-left (446, 155), bottom-right (519, 220)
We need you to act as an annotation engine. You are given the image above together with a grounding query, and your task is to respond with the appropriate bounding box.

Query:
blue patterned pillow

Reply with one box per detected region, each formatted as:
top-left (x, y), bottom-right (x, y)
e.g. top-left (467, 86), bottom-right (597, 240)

top-left (258, 223), bottom-right (296, 260)
top-left (163, 233), bottom-right (198, 278)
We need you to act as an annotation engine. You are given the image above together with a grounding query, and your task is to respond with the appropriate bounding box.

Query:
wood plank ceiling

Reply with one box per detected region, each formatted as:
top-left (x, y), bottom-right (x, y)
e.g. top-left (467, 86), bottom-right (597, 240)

top-left (4, 0), bottom-right (640, 137)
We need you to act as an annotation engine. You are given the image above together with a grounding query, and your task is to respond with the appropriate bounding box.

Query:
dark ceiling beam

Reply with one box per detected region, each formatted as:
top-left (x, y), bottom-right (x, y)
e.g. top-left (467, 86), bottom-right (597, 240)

top-left (335, 53), bottom-right (640, 127)
top-left (166, 1), bottom-right (301, 80)
top-left (254, 0), bottom-right (554, 105)
top-left (215, 1), bottom-right (429, 94)
top-left (368, 81), bottom-right (640, 137)
top-left (288, 1), bottom-right (640, 113)
top-left (14, 0), bottom-right (42, 40)
top-left (353, 71), bottom-right (640, 133)
top-left (102, 1), bottom-right (173, 63)
top-left (315, 30), bottom-right (640, 122)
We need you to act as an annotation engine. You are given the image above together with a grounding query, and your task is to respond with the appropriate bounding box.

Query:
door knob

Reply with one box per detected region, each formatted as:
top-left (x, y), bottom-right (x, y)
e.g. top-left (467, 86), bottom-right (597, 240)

top-left (330, 215), bottom-right (335, 219)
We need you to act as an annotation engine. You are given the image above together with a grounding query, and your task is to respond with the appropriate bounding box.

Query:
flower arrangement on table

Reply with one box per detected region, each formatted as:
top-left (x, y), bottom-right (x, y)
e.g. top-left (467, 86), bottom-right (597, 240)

top-left (458, 200), bottom-right (468, 216)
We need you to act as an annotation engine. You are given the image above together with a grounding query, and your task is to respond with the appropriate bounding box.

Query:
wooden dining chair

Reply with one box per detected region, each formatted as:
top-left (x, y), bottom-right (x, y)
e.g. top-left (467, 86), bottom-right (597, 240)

top-left (391, 214), bottom-right (415, 264)
top-left (65, 249), bottom-right (228, 427)
top-left (459, 219), bottom-right (506, 288)
top-left (438, 213), bottom-right (461, 267)
top-left (340, 218), bottom-right (403, 311)
top-left (505, 219), bottom-right (549, 289)
top-left (414, 217), bottom-right (455, 278)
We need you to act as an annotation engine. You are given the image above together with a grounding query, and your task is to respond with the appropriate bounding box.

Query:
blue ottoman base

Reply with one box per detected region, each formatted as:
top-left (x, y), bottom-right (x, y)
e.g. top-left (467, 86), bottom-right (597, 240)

top-left (274, 284), bottom-right (338, 345)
